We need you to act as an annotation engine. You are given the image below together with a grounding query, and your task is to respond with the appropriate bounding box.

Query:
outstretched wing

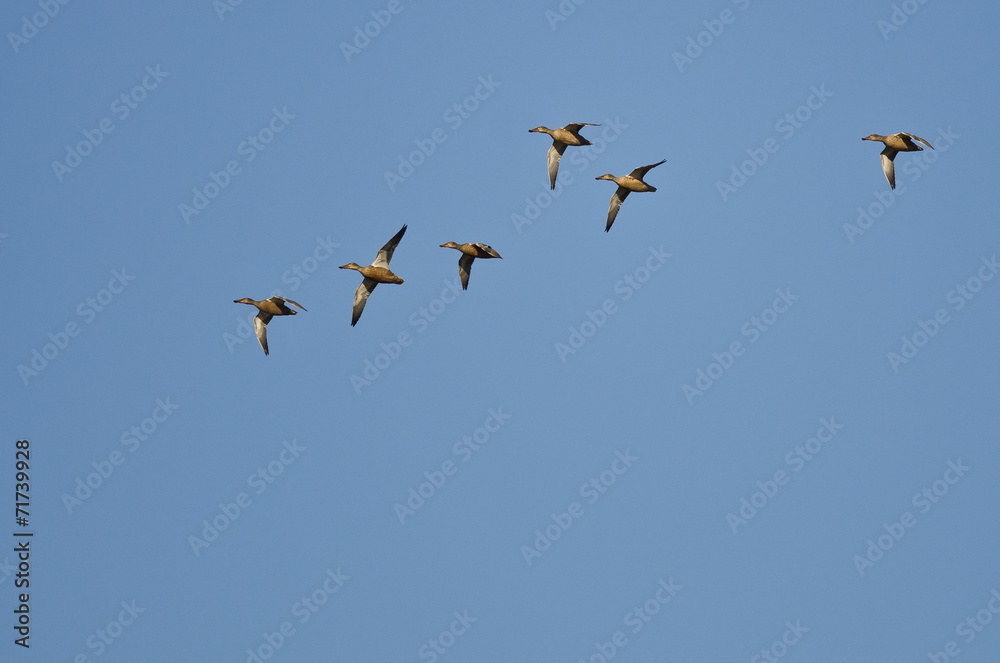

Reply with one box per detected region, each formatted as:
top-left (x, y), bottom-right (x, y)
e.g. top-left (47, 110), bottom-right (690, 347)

top-left (458, 254), bottom-right (475, 290)
top-left (547, 142), bottom-right (568, 190)
top-left (563, 122), bottom-right (599, 132)
top-left (274, 296), bottom-right (307, 312)
top-left (628, 159), bottom-right (667, 180)
top-left (373, 225), bottom-right (407, 269)
top-left (470, 243), bottom-right (502, 259)
top-left (351, 278), bottom-right (378, 326)
top-left (901, 133), bottom-right (934, 150)
top-left (880, 147), bottom-right (898, 189)
top-left (606, 187), bottom-right (630, 232)
top-left (254, 312), bottom-right (272, 355)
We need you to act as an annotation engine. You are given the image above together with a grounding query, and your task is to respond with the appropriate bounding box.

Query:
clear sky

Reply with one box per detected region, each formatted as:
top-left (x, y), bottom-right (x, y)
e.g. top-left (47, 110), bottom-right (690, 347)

top-left (3, 1), bottom-right (1000, 661)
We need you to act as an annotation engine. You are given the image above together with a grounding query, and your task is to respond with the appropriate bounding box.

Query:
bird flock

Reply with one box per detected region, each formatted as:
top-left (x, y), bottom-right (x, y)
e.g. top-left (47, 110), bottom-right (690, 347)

top-left (235, 124), bottom-right (932, 356)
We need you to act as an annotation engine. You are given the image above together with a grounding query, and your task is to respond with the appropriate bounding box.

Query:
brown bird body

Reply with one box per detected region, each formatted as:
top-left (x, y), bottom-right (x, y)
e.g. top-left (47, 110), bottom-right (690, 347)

top-left (862, 132), bottom-right (934, 189)
top-left (439, 242), bottom-right (502, 290)
top-left (529, 122), bottom-right (599, 189)
top-left (233, 296), bottom-right (307, 356)
top-left (340, 224), bottom-right (407, 326)
top-left (595, 159), bottom-right (666, 232)
top-left (337, 264), bottom-right (403, 284)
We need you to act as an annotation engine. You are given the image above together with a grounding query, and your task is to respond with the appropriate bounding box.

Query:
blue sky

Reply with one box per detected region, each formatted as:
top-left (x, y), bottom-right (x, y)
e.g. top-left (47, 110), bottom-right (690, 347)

top-left (3, 0), bottom-right (1000, 661)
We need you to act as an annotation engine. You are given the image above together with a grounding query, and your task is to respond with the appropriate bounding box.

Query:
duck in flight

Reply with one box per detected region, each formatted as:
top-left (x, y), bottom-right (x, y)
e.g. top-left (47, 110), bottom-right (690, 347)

top-left (233, 296), bottom-right (307, 356)
top-left (595, 159), bottom-right (666, 232)
top-left (862, 132), bottom-right (934, 189)
top-left (529, 122), bottom-right (599, 189)
top-left (439, 242), bottom-right (502, 290)
top-left (339, 225), bottom-right (407, 326)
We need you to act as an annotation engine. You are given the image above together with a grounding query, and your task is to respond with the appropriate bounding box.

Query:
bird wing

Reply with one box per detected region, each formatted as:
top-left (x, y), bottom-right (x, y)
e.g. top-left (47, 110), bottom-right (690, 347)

top-left (458, 254), bottom-right (475, 290)
top-left (547, 142), bottom-right (568, 189)
top-left (879, 147), bottom-right (898, 189)
top-left (273, 296), bottom-right (307, 312)
top-left (373, 224), bottom-right (407, 269)
top-left (563, 123), bottom-right (599, 132)
top-left (606, 187), bottom-right (630, 232)
top-left (253, 312), bottom-right (272, 355)
top-left (471, 243), bottom-right (502, 259)
top-left (351, 278), bottom-right (378, 326)
top-left (628, 159), bottom-right (667, 180)
top-left (902, 133), bottom-right (934, 150)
